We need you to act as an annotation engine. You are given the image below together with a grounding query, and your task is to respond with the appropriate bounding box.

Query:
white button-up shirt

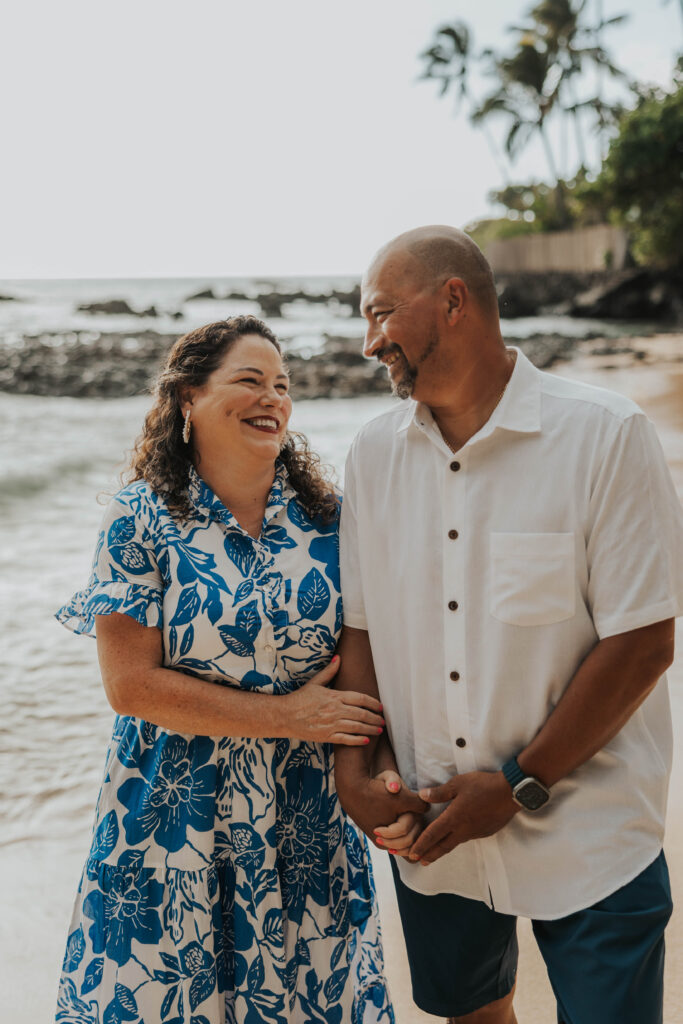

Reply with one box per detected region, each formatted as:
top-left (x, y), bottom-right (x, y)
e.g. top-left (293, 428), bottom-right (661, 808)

top-left (340, 348), bottom-right (683, 919)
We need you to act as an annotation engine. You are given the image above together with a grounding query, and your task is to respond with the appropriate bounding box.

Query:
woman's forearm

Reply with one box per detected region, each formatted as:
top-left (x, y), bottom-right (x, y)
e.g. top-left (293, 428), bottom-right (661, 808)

top-left (96, 613), bottom-right (383, 743)
top-left (106, 662), bottom-right (288, 738)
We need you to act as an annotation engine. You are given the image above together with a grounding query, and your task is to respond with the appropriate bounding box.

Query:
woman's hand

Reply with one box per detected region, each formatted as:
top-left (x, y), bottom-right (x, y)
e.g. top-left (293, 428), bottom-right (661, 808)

top-left (282, 655), bottom-right (385, 744)
top-left (371, 770), bottom-right (425, 855)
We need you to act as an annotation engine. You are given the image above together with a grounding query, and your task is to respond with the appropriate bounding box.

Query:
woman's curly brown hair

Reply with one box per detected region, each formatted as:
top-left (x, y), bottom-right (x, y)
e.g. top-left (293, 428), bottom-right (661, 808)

top-left (126, 316), bottom-right (339, 523)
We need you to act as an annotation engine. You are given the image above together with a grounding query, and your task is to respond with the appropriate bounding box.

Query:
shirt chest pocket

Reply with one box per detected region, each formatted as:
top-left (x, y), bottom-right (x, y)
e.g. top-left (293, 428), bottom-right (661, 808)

top-left (490, 532), bottom-right (575, 627)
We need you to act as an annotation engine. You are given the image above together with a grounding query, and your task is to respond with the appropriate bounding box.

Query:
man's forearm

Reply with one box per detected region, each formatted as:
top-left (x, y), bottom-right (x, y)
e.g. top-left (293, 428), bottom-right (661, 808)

top-left (333, 625), bottom-right (425, 832)
top-left (517, 618), bottom-right (674, 788)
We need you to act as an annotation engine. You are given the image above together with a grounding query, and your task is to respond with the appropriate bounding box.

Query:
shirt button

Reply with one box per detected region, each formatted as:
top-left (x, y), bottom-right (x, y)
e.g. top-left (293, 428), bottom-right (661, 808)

top-left (456, 737), bottom-right (467, 748)
top-left (450, 461), bottom-right (461, 472)
top-left (448, 529), bottom-right (459, 540)
top-left (450, 671), bottom-right (460, 681)
top-left (448, 600), bottom-right (458, 611)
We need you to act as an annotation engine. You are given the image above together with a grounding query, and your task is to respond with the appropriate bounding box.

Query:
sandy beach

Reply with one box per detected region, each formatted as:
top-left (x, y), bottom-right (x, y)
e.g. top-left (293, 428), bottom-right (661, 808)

top-left (2, 337), bottom-right (682, 1022)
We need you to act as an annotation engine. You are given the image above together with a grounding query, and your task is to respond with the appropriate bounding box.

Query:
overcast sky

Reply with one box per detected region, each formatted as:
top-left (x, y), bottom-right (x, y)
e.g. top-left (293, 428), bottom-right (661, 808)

top-left (1, 0), bottom-right (680, 279)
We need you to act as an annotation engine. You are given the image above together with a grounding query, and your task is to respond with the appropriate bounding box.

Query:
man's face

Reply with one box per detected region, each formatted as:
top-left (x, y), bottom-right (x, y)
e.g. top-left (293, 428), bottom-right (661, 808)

top-left (360, 252), bottom-right (441, 401)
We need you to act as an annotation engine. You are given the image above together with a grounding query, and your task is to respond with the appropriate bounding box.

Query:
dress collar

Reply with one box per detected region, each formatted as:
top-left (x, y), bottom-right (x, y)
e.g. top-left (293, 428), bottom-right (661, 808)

top-left (187, 460), bottom-right (296, 529)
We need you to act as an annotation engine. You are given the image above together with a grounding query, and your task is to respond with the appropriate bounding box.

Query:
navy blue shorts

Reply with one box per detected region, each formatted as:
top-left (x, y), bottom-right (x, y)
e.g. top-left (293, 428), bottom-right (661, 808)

top-left (390, 851), bottom-right (672, 1023)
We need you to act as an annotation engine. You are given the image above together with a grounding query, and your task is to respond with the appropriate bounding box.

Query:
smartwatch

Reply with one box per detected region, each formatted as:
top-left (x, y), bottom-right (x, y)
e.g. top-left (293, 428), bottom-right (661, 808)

top-left (501, 757), bottom-right (550, 811)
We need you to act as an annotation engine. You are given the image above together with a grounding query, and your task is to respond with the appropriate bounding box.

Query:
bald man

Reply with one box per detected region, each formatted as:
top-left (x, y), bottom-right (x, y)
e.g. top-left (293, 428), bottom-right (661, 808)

top-left (333, 227), bottom-right (683, 1024)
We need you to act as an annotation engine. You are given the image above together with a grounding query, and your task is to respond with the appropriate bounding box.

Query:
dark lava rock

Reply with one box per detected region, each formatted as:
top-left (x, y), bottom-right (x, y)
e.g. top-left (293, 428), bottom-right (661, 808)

top-left (77, 299), bottom-right (140, 316)
top-left (0, 329), bottom-right (389, 400)
top-left (185, 288), bottom-right (217, 301)
top-left (495, 269), bottom-right (683, 323)
top-left (496, 272), bottom-right (601, 319)
top-left (287, 337), bottom-right (388, 400)
top-left (569, 269), bottom-right (683, 322)
top-left (256, 286), bottom-right (361, 320)
top-left (0, 331), bottom-right (178, 398)
top-left (514, 334), bottom-right (580, 368)
top-left (0, 293), bottom-right (18, 302)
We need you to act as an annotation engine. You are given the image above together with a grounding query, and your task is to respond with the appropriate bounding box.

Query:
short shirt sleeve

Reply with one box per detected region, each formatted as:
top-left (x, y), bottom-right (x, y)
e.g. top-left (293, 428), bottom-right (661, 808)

top-left (339, 440), bottom-right (368, 630)
top-left (586, 411), bottom-right (683, 639)
top-left (56, 491), bottom-right (164, 637)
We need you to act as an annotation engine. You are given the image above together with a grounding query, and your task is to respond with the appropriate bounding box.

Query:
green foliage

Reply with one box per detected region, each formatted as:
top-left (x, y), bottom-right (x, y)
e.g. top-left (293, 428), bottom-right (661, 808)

top-left (467, 170), bottom-right (609, 243)
top-left (577, 64), bottom-right (683, 266)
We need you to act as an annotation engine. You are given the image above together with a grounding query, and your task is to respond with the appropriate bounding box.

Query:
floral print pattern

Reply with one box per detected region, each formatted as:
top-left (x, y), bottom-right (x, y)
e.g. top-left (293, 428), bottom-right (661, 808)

top-left (55, 464), bottom-right (393, 1023)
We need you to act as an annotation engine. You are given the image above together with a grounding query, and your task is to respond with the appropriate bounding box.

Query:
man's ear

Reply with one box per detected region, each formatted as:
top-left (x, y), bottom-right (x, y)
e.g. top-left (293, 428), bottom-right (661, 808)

top-left (444, 277), bottom-right (468, 324)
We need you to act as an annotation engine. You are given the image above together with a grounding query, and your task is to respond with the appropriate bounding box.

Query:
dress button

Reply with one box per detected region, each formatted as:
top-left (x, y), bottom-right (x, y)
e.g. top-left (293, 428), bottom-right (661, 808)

top-left (448, 600), bottom-right (458, 611)
top-left (450, 461), bottom-right (461, 472)
top-left (450, 671), bottom-right (460, 681)
top-left (448, 529), bottom-right (459, 540)
top-left (264, 644), bottom-right (274, 653)
top-left (456, 737), bottom-right (467, 748)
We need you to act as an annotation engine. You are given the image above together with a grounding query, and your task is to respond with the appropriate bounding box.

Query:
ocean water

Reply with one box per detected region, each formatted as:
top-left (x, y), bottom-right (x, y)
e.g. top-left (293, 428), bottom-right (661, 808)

top-left (0, 274), bottom-right (650, 356)
top-left (0, 387), bottom-right (397, 852)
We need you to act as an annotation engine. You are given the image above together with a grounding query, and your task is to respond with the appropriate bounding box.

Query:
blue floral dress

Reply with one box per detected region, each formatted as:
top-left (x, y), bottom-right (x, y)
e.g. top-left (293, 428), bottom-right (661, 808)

top-left (55, 464), bottom-right (393, 1024)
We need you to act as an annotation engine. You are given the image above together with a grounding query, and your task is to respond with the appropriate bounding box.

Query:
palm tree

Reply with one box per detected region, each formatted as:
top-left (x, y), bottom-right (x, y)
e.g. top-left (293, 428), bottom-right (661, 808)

top-left (419, 22), bottom-right (510, 181)
top-left (473, 34), bottom-right (560, 181)
top-left (524, 0), bottom-right (629, 167)
top-left (419, 0), bottom-right (630, 191)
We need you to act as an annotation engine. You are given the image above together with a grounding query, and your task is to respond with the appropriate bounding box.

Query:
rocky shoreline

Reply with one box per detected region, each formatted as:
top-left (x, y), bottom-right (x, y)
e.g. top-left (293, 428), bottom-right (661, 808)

top-left (1, 269), bottom-right (681, 400)
top-left (0, 327), bottom-right (677, 401)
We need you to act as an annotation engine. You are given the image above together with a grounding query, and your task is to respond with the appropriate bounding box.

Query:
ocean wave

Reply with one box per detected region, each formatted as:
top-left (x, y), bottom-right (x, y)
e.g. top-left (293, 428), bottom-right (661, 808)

top-left (0, 456), bottom-right (100, 504)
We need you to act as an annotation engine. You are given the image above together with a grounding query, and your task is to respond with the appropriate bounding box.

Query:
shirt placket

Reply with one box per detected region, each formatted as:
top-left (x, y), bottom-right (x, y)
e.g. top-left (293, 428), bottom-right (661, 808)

top-left (441, 448), bottom-right (477, 776)
top-left (221, 520), bottom-right (279, 679)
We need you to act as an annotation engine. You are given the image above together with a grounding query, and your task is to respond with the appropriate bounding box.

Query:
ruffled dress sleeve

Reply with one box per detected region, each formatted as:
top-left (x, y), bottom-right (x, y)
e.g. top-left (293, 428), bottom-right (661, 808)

top-left (56, 490), bottom-right (164, 637)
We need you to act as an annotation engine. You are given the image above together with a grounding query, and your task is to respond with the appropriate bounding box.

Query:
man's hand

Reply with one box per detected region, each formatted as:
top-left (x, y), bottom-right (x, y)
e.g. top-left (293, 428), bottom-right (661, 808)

top-left (408, 771), bottom-right (519, 865)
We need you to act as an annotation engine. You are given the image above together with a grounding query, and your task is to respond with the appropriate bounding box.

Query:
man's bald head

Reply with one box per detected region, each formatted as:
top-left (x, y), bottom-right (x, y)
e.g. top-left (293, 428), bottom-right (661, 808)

top-left (368, 225), bottom-right (499, 318)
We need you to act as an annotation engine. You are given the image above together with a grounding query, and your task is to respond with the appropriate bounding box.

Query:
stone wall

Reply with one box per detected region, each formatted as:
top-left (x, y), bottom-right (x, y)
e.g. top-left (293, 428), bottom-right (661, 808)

top-left (485, 224), bottom-right (629, 273)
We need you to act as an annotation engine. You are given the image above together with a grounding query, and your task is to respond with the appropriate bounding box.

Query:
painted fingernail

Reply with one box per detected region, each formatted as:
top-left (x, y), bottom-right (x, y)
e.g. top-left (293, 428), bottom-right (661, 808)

top-left (388, 849), bottom-right (398, 855)
top-left (376, 837), bottom-right (384, 846)
top-left (363, 737), bottom-right (370, 745)
top-left (388, 782), bottom-right (400, 792)
top-left (331, 655), bottom-right (339, 663)
top-left (376, 727), bottom-right (383, 734)
top-left (409, 854), bottom-right (419, 862)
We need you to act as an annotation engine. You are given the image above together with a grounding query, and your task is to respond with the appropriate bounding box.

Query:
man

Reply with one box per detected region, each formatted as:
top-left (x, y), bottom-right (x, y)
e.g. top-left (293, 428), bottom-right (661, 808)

top-left (333, 225), bottom-right (683, 1024)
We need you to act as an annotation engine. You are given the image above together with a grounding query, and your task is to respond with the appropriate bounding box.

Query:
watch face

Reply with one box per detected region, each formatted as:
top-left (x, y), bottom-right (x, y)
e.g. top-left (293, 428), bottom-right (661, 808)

top-left (514, 779), bottom-right (550, 811)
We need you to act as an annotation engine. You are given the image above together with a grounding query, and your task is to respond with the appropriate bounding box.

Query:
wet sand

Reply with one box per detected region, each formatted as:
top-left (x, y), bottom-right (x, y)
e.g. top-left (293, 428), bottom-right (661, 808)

top-left (2, 340), bottom-right (682, 1022)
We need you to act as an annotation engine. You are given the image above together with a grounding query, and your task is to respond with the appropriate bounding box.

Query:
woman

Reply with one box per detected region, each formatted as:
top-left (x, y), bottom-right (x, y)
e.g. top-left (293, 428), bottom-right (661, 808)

top-left (55, 316), bottom-right (394, 1023)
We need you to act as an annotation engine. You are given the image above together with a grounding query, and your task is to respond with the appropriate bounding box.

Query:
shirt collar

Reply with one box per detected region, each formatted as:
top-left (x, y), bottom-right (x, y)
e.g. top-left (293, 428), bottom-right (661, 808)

top-left (397, 346), bottom-right (541, 445)
top-left (187, 460), bottom-right (296, 528)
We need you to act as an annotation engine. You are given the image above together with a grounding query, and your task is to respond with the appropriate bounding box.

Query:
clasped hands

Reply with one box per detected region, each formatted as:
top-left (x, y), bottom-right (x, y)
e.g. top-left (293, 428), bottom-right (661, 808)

top-left (346, 768), bottom-right (519, 866)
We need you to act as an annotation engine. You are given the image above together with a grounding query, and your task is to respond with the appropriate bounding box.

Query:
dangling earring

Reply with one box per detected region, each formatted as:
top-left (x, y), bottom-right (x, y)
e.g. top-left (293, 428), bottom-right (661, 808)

top-left (182, 409), bottom-right (192, 444)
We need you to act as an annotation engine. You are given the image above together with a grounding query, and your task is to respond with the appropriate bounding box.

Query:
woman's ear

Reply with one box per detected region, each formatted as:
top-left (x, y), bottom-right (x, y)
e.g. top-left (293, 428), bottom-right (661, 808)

top-left (177, 387), bottom-right (194, 415)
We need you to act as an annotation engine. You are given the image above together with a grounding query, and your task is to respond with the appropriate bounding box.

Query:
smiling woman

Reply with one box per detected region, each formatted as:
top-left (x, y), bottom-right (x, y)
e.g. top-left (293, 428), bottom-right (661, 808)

top-left (52, 316), bottom-right (394, 1023)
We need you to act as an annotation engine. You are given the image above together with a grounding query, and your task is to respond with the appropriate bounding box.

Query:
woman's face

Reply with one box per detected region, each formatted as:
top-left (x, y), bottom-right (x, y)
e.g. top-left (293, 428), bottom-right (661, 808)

top-left (184, 334), bottom-right (292, 465)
